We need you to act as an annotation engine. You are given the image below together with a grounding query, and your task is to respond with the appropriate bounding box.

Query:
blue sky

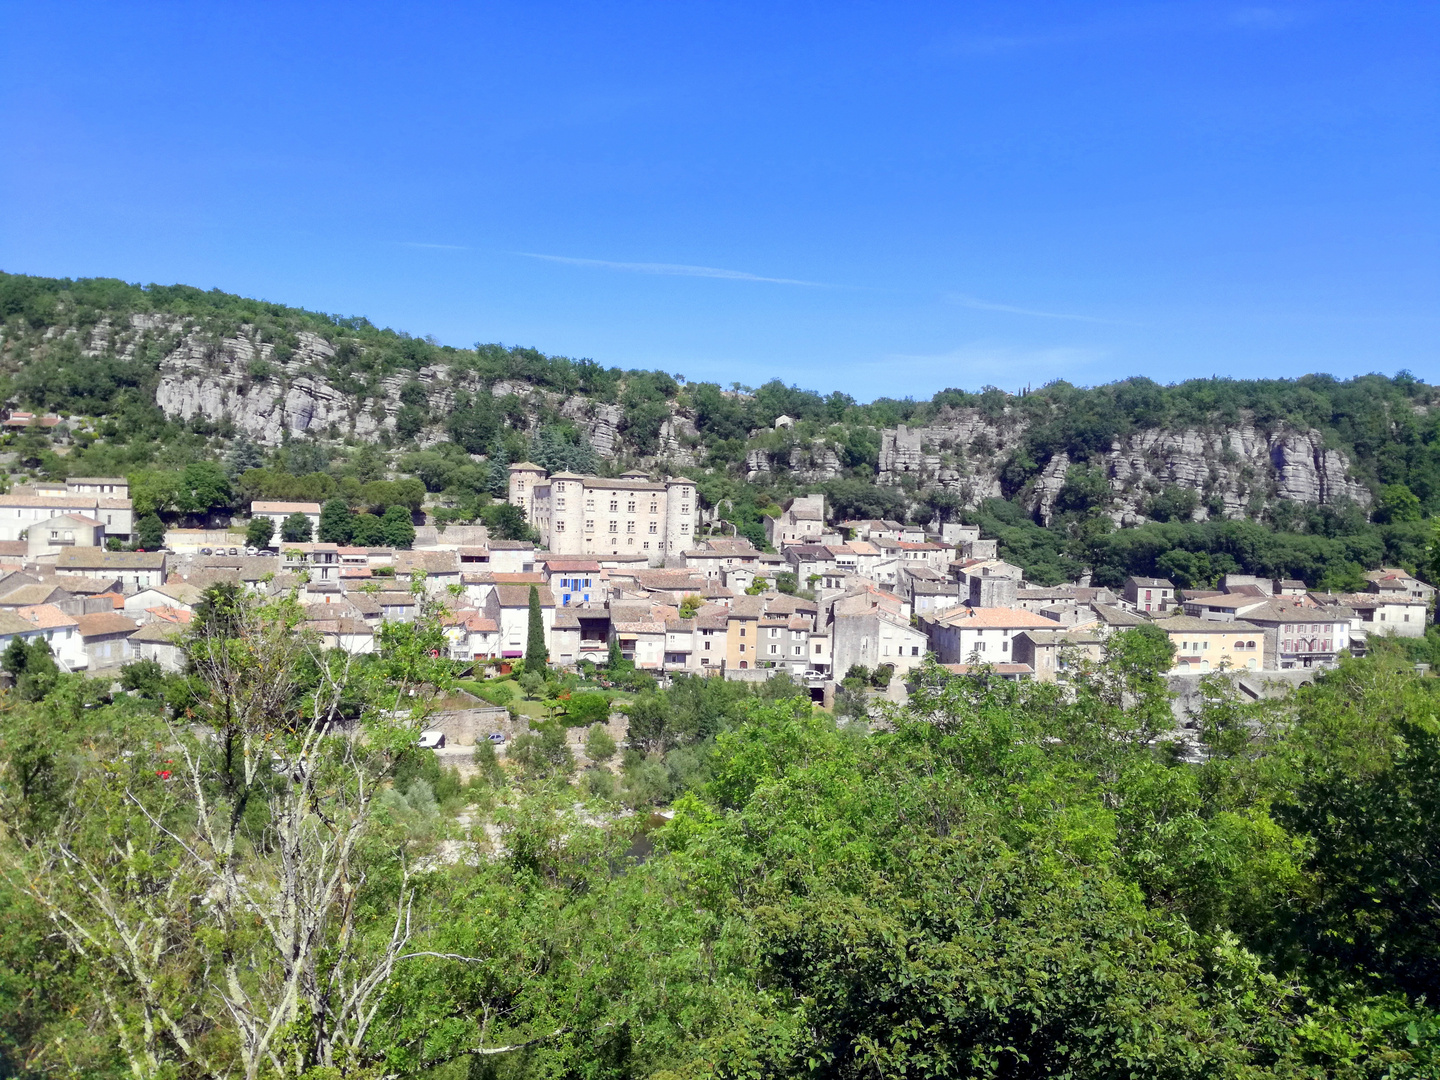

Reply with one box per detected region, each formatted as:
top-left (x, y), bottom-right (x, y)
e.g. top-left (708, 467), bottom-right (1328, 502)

top-left (1, 2), bottom-right (1435, 400)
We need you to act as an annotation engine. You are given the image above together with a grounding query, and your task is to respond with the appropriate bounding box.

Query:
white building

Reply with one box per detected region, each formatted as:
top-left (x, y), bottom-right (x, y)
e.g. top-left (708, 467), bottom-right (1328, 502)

top-left (509, 465), bottom-right (697, 565)
top-left (250, 501), bottom-right (322, 539)
top-left (0, 493), bottom-right (133, 542)
top-left (922, 606), bottom-right (1061, 665)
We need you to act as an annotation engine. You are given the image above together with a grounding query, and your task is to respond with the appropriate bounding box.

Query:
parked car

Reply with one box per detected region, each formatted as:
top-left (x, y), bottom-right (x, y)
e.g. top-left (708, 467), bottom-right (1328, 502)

top-left (200, 547), bottom-right (213, 555)
top-left (228, 547), bottom-right (239, 555)
top-left (417, 730), bottom-right (446, 749)
top-left (487, 732), bottom-right (506, 744)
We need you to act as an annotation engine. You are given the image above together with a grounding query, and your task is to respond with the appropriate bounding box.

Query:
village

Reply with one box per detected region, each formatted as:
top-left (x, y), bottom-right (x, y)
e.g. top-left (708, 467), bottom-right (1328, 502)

top-left (0, 463), bottom-right (1426, 707)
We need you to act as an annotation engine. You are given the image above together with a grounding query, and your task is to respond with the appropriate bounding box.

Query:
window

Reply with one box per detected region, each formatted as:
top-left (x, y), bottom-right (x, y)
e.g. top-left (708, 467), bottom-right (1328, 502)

top-left (555, 497), bottom-right (565, 509)
top-left (648, 522), bottom-right (658, 533)
top-left (585, 499), bottom-right (594, 510)
top-left (681, 504), bottom-right (690, 515)
top-left (555, 520), bottom-right (565, 532)
top-left (626, 521), bottom-right (635, 533)
top-left (609, 522), bottom-right (618, 533)
top-left (739, 627), bottom-right (746, 637)
top-left (770, 627), bottom-right (779, 637)
top-left (911, 646), bottom-right (920, 656)
top-left (1234, 641), bottom-right (1244, 650)
top-left (815, 643), bottom-right (822, 654)
top-left (704, 640), bottom-right (711, 650)
top-left (585, 520), bottom-right (594, 532)
top-left (627, 501), bottom-right (636, 513)
top-left (680, 523), bottom-right (690, 533)
top-left (770, 644), bottom-right (777, 654)
top-left (649, 502), bottom-right (658, 513)
top-left (1246, 640), bottom-right (1255, 648)
top-left (609, 500), bottom-right (618, 512)
top-left (643, 541), bottom-right (650, 549)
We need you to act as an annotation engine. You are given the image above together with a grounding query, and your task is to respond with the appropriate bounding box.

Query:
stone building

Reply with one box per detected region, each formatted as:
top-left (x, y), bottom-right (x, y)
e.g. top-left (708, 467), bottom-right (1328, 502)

top-left (508, 465), bottom-right (696, 565)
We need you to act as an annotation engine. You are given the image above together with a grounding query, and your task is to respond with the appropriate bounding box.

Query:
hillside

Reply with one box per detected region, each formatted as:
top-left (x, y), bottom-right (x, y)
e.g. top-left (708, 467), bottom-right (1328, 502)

top-left (2, 270), bottom-right (1437, 586)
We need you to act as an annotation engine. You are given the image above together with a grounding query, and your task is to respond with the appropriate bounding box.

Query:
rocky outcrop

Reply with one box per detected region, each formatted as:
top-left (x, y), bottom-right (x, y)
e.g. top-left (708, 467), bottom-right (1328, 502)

top-left (877, 413), bottom-right (1371, 521)
top-left (745, 442), bottom-right (845, 483)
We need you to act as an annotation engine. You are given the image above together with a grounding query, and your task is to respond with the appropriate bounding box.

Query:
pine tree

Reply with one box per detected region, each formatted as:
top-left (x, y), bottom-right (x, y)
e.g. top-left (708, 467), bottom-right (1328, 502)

top-left (246, 516), bottom-right (275, 549)
top-left (225, 435), bottom-right (265, 478)
top-left (524, 584), bottom-right (548, 672)
top-left (380, 505), bottom-right (416, 550)
top-left (280, 512), bottom-right (313, 543)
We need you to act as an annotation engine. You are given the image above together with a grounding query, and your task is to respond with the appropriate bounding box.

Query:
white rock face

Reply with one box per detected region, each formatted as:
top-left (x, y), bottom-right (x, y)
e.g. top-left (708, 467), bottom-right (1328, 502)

top-left (54, 315), bottom-right (1376, 520)
top-left (875, 411), bottom-right (1371, 519)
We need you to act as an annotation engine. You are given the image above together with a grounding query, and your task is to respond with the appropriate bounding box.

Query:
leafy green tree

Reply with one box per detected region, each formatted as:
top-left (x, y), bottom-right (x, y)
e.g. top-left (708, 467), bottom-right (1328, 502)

top-left (317, 497), bottom-right (354, 544)
top-left (134, 512), bottom-right (166, 549)
top-left (173, 461), bottom-right (232, 517)
top-left (0, 585), bottom-right (456, 1079)
top-left (583, 722), bottom-right (617, 763)
top-left (524, 584), bottom-right (548, 671)
top-left (1375, 482), bottom-right (1422, 524)
top-left (379, 504), bottom-right (415, 549)
top-left (245, 515), bottom-right (274, 549)
top-left (567, 692), bottom-right (610, 727)
top-left (508, 721), bottom-right (575, 782)
top-left (481, 501), bottom-right (532, 542)
top-left (280, 510), bottom-right (313, 543)
top-left (127, 469), bottom-right (178, 518)
top-left (350, 512), bottom-right (385, 546)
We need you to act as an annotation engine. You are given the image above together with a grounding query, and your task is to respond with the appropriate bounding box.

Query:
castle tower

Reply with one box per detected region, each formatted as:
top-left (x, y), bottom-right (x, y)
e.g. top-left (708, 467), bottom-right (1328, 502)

top-left (546, 471), bottom-right (586, 555)
top-left (664, 476), bottom-right (697, 559)
top-left (507, 462), bottom-right (546, 523)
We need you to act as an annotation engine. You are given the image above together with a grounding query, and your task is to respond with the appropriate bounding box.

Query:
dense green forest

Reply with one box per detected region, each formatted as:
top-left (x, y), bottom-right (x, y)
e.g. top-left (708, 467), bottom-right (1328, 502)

top-left (2, 269), bottom-right (1439, 587)
top-left (1, 588), bottom-right (1438, 1078)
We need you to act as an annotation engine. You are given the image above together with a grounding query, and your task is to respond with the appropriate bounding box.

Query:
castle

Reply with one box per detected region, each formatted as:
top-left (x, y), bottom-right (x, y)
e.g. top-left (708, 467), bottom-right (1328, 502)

top-left (508, 464), bottom-right (697, 565)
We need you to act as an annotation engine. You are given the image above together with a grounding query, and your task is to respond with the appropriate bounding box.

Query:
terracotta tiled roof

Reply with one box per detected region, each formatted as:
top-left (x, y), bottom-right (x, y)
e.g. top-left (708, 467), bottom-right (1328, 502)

top-left (935, 607), bottom-right (1057, 629)
top-left (17, 604), bottom-right (77, 630)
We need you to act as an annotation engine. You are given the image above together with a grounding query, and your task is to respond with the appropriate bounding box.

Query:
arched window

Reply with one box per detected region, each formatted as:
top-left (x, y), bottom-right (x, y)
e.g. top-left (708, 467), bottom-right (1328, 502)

top-left (1246, 640), bottom-right (1255, 649)
top-left (1233, 641), bottom-right (1245, 650)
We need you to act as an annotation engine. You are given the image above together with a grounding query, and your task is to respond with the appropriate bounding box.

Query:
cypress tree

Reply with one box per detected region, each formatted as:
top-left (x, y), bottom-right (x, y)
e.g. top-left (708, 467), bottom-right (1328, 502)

top-left (524, 584), bottom-right (548, 672)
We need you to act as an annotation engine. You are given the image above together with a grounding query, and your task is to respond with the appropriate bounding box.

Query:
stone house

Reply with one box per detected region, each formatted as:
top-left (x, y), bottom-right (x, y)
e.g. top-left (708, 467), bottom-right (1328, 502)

top-left (1152, 615), bottom-right (1267, 673)
top-left (922, 606), bottom-right (1058, 665)
top-left (1011, 629), bottom-right (1105, 682)
top-left (766, 494), bottom-right (826, 548)
top-left (1124, 576), bottom-right (1175, 613)
top-left (481, 584), bottom-right (554, 660)
top-left (55, 550), bottom-right (167, 592)
top-left (74, 611), bottom-right (140, 670)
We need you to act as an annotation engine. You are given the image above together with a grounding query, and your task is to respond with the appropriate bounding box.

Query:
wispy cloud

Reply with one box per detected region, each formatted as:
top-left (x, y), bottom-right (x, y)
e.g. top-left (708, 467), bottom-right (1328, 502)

top-left (877, 343), bottom-right (1106, 389)
top-left (514, 252), bottom-right (830, 287)
top-left (400, 241), bottom-right (469, 250)
top-left (945, 293), bottom-right (1135, 325)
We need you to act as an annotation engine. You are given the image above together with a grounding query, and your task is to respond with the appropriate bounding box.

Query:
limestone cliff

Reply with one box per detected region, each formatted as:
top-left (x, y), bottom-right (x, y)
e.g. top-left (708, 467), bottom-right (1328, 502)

top-left (876, 413), bottom-right (1371, 523)
top-left (120, 316), bottom-right (698, 465)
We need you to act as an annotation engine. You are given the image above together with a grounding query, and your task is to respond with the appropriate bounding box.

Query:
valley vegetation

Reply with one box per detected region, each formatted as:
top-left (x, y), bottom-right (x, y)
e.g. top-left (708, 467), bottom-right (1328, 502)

top-left (0, 586), bottom-right (1437, 1077)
